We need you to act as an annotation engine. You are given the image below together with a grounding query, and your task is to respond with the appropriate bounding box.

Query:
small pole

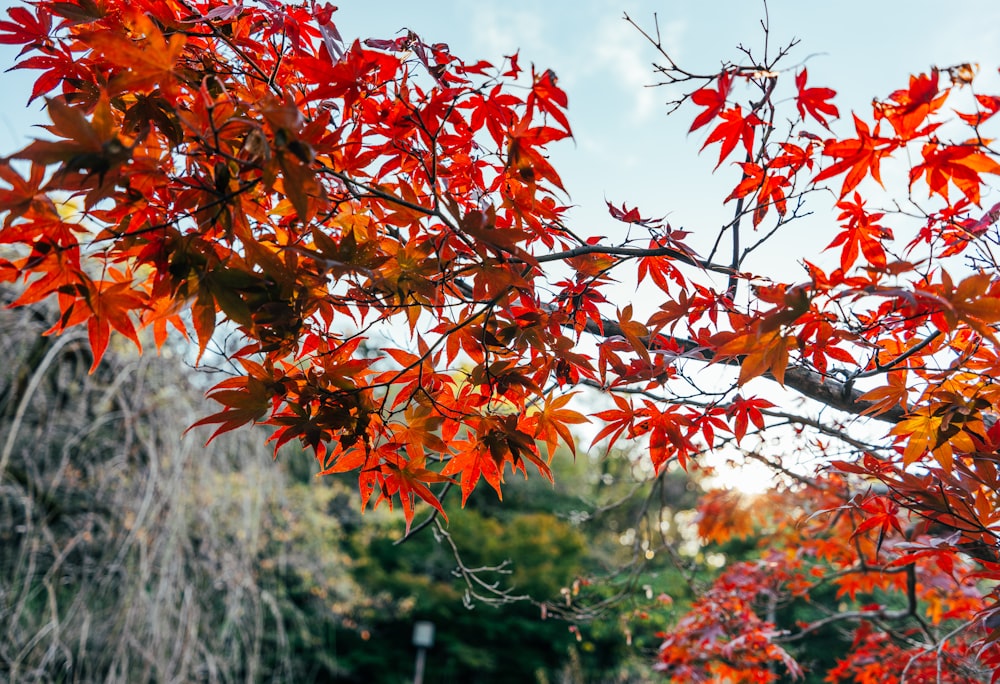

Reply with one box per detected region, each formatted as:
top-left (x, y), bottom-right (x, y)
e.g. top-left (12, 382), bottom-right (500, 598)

top-left (412, 620), bottom-right (435, 684)
top-left (414, 647), bottom-right (427, 684)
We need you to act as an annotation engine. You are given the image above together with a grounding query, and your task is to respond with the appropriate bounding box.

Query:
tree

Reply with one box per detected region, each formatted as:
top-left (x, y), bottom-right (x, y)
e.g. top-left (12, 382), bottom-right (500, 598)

top-left (3, 0), bottom-right (1000, 679)
top-left (0, 284), bottom-right (368, 682)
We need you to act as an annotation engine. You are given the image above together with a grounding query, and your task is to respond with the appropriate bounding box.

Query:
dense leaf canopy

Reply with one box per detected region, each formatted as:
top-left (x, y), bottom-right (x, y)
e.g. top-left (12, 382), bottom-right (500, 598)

top-left (4, 0), bottom-right (1000, 679)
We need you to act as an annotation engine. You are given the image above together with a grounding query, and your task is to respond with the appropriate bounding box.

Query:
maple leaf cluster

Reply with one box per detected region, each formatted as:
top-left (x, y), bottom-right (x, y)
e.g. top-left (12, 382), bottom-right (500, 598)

top-left (0, 0), bottom-right (586, 526)
top-left (4, 0), bottom-right (1000, 678)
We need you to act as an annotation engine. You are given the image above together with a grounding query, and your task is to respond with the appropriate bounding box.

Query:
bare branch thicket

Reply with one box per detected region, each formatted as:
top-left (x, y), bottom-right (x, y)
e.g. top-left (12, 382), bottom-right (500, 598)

top-left (0, 290), bottom-right (362, 683)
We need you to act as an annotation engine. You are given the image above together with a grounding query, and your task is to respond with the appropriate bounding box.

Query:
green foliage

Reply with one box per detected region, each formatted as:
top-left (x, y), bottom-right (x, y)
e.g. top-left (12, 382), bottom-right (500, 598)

top-left (341, 508), bottom-right (584, 683)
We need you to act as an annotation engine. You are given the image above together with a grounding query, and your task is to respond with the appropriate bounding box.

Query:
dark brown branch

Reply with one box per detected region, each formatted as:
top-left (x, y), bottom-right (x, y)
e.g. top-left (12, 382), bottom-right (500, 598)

top-left (775, 563), bottom-right (921, 644)
top-left (580, 315), bottom-right (908, 425)
top-left (453, 272), bottom-right (908, 425)
top-left (536, 243), bottom-right (733, 275)
top-left (394, 482), bottom-right (451, 545)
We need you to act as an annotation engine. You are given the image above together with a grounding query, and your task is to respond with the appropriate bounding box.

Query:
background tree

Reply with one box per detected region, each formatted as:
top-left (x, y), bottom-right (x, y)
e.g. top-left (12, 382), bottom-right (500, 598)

top-left (3, 0), bottom-right (1000, 679)
top-left (0, 286), bottom-right (362, 682)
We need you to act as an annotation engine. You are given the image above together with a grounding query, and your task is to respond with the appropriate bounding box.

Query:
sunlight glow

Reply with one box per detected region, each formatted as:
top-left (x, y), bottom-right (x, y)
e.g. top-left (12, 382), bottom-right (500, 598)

top-left (702, 452), bottom-right (780, 495)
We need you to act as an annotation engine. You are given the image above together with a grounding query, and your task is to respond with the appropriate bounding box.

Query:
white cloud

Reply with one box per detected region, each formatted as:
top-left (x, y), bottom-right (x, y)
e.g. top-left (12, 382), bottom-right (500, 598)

top-left (468, 4), bottom-right (549, 62)
top-left (592, 15), bottom-right (686, 124)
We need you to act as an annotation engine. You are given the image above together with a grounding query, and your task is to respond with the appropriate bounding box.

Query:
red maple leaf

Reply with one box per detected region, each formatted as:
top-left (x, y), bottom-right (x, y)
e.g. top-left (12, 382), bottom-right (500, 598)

top-left (701, 105), bottom-right (765, 168)
top-left (957, 94), bottom-right (1000, 127)
top-left (689, 71), bottom-right (733, 132)
top-left (876, 68), bottom-right (947, 141)
top-left (814, 114), bottom-right (897, 197)
top-left (0, 5), bottom-right (52, 56)
top-left (826, 193), bottom-right (891, 271)
top-left (910, 141), bottom-right (1000, 204)
top-left (795, 68), bottom-right (839, 128)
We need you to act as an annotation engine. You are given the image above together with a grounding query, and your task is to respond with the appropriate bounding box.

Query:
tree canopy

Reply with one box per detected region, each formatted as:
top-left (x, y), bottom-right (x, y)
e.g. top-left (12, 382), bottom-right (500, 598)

top-left (4, 0), bottom-right (1000, 679)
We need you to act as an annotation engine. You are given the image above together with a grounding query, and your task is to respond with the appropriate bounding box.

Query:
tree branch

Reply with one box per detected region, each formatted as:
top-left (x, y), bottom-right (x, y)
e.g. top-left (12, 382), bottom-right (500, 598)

top-left (536, 243), bottom-right (733, 275)
top-left (577, 315), bottom-right (907, 424)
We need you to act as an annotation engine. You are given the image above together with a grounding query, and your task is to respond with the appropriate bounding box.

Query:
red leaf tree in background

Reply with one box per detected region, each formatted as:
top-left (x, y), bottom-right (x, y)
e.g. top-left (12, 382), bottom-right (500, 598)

top-left (3, 0), bottom-right (1000, 679)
